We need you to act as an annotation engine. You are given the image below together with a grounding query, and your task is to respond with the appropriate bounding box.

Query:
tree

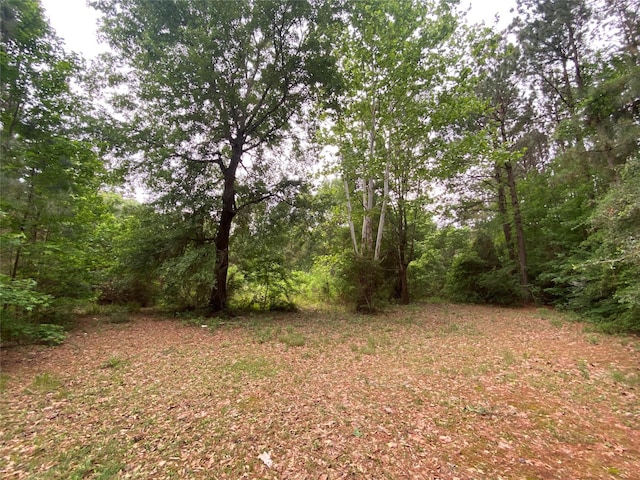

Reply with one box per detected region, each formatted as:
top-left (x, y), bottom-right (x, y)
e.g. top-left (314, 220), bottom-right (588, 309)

top-left (328, 0), bottom-right (461, 309)
top-left (92, 0), bottom-right (340, 312)
top-left (474, 39), bottom-right (536, 297)
top-left (513, 0), bottom-right (592, 127)
top-left (1, 0), bottom-right (105, 299)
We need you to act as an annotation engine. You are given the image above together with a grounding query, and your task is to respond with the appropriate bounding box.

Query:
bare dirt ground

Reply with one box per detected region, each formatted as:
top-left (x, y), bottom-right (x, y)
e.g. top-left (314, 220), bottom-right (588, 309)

top-left (1, 304), bottom-right (639, 479)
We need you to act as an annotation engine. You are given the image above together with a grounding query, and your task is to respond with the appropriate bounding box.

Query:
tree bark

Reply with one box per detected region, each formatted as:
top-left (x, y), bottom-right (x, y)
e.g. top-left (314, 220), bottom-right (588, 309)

top-left (505, 161), bottom-right (530, 297)
top-left (396, 227), bottom-right (410, 305)
top-left (374, 161), bottom-right (389, 261)
top-left (209, 140), bottom-right (242, 312)
top-left (398, 261), bottom-right (409, 305)
top-left (494, 165), bottom-right (516, 262)
top-left (361, 178), bottom-right (374, 256)
top-left (344, 177), bottom-right (360, 255)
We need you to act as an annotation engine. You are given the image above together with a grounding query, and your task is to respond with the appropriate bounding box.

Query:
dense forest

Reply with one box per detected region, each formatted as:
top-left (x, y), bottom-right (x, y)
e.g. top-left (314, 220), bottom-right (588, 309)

top-left (1, 0), bottom-right (639, 345)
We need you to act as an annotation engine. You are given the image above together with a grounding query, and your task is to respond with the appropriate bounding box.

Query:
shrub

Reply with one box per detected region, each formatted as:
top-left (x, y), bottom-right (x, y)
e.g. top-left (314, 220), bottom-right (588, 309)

top-left (339, 254), bottom-right (385, 313)
top-left (444, 253), bottom-right (523, 306)
top-left (34, 324), bottom-right (67, 346)
top-left (0, 274), bottom-right (60, 345)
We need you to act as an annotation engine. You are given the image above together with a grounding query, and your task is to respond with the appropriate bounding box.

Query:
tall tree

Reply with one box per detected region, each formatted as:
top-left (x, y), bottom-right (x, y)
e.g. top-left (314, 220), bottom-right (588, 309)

top-left (513, 0), bottom-right (592, 124)
top-left (329, 0), bottom-right (460, 308)
top-left (92, 0), bottom-right (340, 312)
top-left (475, 39), bottom-right (538, 296)
top-left (1, 0), bottom-right (105, 299)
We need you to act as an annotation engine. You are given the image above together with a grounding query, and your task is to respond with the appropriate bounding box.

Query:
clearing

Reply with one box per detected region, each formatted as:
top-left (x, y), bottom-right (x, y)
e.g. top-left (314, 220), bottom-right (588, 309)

top-left (1, 304), bottom-right (639, 479)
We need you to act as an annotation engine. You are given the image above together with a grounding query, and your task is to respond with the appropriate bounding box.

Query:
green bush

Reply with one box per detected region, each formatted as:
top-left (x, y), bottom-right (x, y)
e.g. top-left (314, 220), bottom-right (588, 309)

top-left (444, 252), bottom-right (486, 303)
top-left (477, 267), bottom-right (524, 306)
top-left (0, 275), bottom-right (52, 313)
top-left (339, 254), bottom-right (385, 313)
top-left (34, 324), bottom-right (67, 346)
top-left (444, 253), bottom-right (523, 306)
top-left (0, 318), bottom-right (67, 346)
top-left (0, 275), bottom-right (62, 345)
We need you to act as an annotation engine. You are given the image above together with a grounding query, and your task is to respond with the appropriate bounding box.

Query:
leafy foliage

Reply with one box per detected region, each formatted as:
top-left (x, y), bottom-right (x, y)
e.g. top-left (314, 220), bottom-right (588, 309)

top-left (92, 0), bottom-right (342, 312)
top-left (443, 233), bottom-right (523, 306)
top-left (1, 0), bottom-right (108, 342)
top-left (3, 0), bottom-right (639, 335)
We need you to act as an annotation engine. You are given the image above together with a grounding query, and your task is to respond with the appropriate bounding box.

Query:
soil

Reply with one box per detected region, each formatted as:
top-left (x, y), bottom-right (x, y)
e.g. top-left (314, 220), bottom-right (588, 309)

top-left (1, 304), bottom-right (639, 479)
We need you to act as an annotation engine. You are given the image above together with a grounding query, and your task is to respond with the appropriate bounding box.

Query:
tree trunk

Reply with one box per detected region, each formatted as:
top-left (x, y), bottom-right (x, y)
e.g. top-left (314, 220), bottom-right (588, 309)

top-left (361, 178), bottom-right (375, 256)
top-left (494, 165), bottom-right (516, 262)
top-left (374, 161), bottom-right (389, 261)
top-left (344, 177), bottom-right (360, 255)
top-left (505, 161), bottom-right (530, 298)
top-left (394, 194), bottom-right (410, 305)
top-left (209, 141), bottom-right (242, 312)
top-left (11, 175), bottom-right (36, 280)
top-left (397, 230), bottom-right (410, 305)
top-left (398, 261), bottom-right (409, 305)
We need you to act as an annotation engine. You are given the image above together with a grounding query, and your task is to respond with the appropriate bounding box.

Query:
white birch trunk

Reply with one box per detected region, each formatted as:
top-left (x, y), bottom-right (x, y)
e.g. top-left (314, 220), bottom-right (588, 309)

top-left (374, 161), bottom-right (389, 261)
top-left (361, 100), bottom-right (377, 257)
top-left (344, 177), bottom-right (360, 256)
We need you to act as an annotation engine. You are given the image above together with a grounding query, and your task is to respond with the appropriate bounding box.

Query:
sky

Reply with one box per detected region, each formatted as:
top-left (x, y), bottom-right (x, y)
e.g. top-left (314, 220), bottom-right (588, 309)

top-left (41, 0), bottom-right (517, 60)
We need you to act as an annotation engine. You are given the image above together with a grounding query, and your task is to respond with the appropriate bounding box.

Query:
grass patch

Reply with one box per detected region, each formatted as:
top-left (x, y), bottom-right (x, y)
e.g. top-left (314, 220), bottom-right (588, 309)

top-left (502, 349), bottom-right (517, 367)
top-left (254, 326), bottom-right (277, 344)
top-left (549, 317), bottom-right (565, 328)
top-left (0, 373), bottom-right (9, 392)
top-left (585, 334), bottom-right (601, 345)
top-left (221, 356), bottom-right (278, 380)
top-left (39, 441), bottom-right (125, 479)
top-left (100, 356), bottom-right (129, 370)
top-left (107, 310), bottom-right (132, 324)
top-left (577, 359), bottom-right (590, 379)
top-left (279, 326), bottom-right (306, 347)
top-left (463, 404), bottom-right (494, 416)
top-left (611, 369), bottom-right (640, 387)
top-left (31, 372), bottom-right (63, 392)
top-left (438, 321), bottom-right (480, 336)
top-left (352, 334), bottom-right (386, 355)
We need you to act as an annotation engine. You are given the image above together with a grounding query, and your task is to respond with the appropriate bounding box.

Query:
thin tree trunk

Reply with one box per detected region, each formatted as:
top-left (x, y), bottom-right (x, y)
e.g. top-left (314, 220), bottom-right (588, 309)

top-left (361, 178), bottom-right (374, 256)
top-left (396, 208), bottom-right (410, 305)
top-left (209, 141), bottom-right (242, 312)
top-left (344, 178), bottom-right (360, 255)
top-left (495, 165), bottom-right (515, 262)
top-left (374, 162), bottom-right (388, 261)
top-left (398, 261), bottom-right (409, 304)
top-left (11, 174), bottom-right (37, 280)
top-left (361, 99), bottom-right (377, 257)
top-left (567, 24), bottom-right (584, 93)
top-left (505, 161), bottom-right (529, 297)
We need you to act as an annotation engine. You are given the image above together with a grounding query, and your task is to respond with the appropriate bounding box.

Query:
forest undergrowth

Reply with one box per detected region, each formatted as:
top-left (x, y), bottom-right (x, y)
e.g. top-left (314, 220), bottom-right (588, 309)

top-left (1, 304), bottom-right (639, 479)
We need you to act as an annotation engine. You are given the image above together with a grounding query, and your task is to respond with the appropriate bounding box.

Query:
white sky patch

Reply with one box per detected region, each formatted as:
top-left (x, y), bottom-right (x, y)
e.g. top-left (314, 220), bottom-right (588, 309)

top-left (41, 0), bottom-right (517, 61)
top-left (41, 0), bottom-right (106, 59)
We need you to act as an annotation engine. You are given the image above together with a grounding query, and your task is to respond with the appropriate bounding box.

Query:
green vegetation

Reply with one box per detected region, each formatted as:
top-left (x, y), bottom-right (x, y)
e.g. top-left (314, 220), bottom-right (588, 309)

top-left (1, 0), bottom-right (638, 347)
top-left (100, 356), bottom-right (129, 370)
top-left (30, 372), bottom-right (63, 392)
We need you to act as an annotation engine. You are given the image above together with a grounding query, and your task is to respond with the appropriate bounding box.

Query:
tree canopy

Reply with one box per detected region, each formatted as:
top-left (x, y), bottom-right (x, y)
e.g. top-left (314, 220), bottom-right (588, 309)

top-left (1, 0), bottom-right (638, 341)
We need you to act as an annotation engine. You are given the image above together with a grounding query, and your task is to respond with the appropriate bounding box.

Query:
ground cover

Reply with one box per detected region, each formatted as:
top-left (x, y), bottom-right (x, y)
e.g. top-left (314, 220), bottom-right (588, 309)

top-left (1, 304), bottom-right (639, 479)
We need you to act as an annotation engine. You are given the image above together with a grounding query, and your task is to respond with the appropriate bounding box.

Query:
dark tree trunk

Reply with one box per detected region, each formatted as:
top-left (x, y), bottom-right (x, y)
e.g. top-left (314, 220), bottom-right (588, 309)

top-left (11, 176), bottom-right (36, 280)
top-left (397, 227), bottom-right (410, 305)
top-left (495, 165), bottom-right (516, 262)
top-left (398, 261), bottom-right (410, 305)
top-left (395, 201), bottom-right (410, 305)
top-left (209, 141), bottom-right (242, 312)
top-left (505, 161), bottom-right (530, 298)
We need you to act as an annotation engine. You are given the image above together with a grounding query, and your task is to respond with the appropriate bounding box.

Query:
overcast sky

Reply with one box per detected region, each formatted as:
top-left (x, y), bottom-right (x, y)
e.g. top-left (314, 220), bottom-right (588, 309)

top-left (41, 0), bottom-right (517, 60)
